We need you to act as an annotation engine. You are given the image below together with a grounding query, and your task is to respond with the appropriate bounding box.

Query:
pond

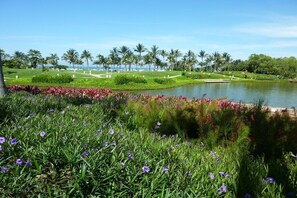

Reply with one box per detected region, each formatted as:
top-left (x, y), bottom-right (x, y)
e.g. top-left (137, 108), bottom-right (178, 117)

top-left (138, 81), bottom-right (297, 108)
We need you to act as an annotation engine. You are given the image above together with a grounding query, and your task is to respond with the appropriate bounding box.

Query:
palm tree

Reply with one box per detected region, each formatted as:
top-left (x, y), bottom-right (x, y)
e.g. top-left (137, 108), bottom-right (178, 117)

top-left (134, 43), bottom-right (146, 69)
top-left (149, 45), bottom-right (159, 70)
top-left (205, 55), bottom-right (213, 72)
top-left (198, 50), bottom-right (207, 69)
top-left (160, 49), bottom-right (168, 69)
top-left (0, 49), bottom-right (7, 96)
top-left (108, 47), bottom-right (120, 70)
top-left (213, 52), bottom-right (222, 72)
top-left (46, 53), bottom-right (59, 66)
top-left (184, 50), bottom-right (197, 72)
top-left (119, 46), bottom-right (130, 71)
top-left (81, 50), bottom-right (93, 71)
top-left (222, 52), bottom-right (232, 71)
top-left (27, 49), bottom-right (42, 68)
top-left (62, 49), bottom-right (79, 69)
top-left (13, 51), bottom-right (28, 68)
top-left (94, 54), bottom-right (107, 70)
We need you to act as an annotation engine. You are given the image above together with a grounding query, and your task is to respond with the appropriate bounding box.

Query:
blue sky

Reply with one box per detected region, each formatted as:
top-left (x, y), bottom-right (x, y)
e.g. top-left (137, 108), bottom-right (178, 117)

top-left (1, 0), bottom-right (297, 60)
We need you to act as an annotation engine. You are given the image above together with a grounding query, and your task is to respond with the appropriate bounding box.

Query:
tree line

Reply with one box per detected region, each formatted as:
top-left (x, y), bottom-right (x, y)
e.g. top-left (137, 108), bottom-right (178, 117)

top-left (1, 44), bottom-right (296, 78)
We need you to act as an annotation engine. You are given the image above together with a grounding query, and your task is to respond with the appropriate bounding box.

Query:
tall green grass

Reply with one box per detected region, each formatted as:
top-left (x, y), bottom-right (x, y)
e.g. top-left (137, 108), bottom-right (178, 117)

top-left (0, 91), bottom-right (296, 197)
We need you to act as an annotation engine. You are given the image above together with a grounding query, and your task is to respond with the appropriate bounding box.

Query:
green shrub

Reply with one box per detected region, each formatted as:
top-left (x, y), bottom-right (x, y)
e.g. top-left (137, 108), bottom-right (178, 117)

top-left (153, 78), bottom-right (175, 84)
top-left (114, 75), bottom-right (147, 85)
top-left (49, 65), bottom-right (68, 70)
top-left (32, 74), bottom-right (73, 83)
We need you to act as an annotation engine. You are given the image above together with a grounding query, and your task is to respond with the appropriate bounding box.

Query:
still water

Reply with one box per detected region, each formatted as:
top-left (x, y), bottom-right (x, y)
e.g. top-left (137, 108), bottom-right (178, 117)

top-left (139, 81), bottom-right (297, 108)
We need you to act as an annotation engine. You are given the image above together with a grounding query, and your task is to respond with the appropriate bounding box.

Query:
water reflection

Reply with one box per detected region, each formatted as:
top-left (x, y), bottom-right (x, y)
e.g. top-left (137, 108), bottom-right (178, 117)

top-left (139, 82), bottom-right (297, 108)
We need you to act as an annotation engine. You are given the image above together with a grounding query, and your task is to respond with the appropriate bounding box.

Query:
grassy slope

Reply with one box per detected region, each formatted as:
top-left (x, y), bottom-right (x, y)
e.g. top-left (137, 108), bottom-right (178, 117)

top-left (4, 68), bottom-right (249, 90)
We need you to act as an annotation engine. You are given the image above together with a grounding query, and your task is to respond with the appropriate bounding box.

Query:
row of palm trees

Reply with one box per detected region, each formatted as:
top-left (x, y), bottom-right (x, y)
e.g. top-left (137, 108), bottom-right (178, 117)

top-left (1, 44), bottom-right (232, 72)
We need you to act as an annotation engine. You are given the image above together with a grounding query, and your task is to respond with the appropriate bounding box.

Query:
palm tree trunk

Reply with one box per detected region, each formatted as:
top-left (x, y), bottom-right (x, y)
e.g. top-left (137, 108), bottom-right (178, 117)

top-left (0, 55), bottom-right (7, 97)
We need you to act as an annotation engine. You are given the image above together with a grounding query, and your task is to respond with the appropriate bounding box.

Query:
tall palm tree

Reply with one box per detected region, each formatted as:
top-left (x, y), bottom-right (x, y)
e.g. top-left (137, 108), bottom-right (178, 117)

top-left (46, 53), bottom-right (59, 66)
top-left (94, 54), bottom-right (107, 70)
top-left (149, 45), bottom-right (159, 70)
top-left (222, 52), bottom-right (232, 71)
top-left (27, 49), bottom-right (42, 68)
top-left (119, 46), bottom-right (130, 71)
top-left (13, 51), bottom-right (28, 68)
top-left (134, 43), bottom-right (146, 69)
top-left (198, 50), bottom-right (207, 68)
top-left (81, 50), bottom-right (93, 71)
top-left (213, 52), bottom-right (222, 72)
top-left (159, 49), bottom-right (168, 69)
top-left (109, 47), bottom-right (120, 70)
top-left (0, 49), bottom-right (7, 96)
top-left (184, 50), bottom-right (197, 72)
top-left (62, 49), bottom-right (79, 69)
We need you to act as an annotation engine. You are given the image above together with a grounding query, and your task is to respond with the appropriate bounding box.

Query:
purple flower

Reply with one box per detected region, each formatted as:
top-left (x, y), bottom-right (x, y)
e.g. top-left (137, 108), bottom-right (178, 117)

top-left (80, 151), bottom-right (89, 158)
top-left (244, 193), bottom-right (251, 198)
top-left (1, 166), bottom-right (8, 173)
top-left (39, 131), bottom-right (46, 137)
top-left (263, 177), bottom-right (274, 184)
top-left (215, 158), bottom-right (221, 162)
top-left (218, 171), bottom-right (225, 176)
top-left (97, 129), bottom-right (102, 135)
top-left (120, 162), bottom-right (125, 168)
top-left (11, 138), bottom-right (18, 145)
top-left (224, 173), bottom-right (230, 178)
top-left (50, 109), bottom-right (54, 113)
top-left (157, 121), bottom-right (161, 126)
top-left (16, 159), bottom-right (23, 165)
top-left (218, 185), bottom-right (227, 195)
top-left (25, 161), bottom-right (32, 167)
top-left (209, 172), bottom-right (215, 179)
top-left (125, 111), bottom-right (129, 115)
top-left (128, 153), bottom-right (134, 159)
top-left (104, 142), bottom-right (110, 146)
top-left (187, 171), bottom-right (192, 176)
top-left (163, 167), bottom-right (169, 173)
top-left (109, 129), bottom-right (114, 135)
top-left (161, 134), bottom-right (167, 139)
top-left (210, 151), bottom-right (216, 157)
top-left (0, 137), bottom-right (5, 144)
top-left (142, 166), bottom-right (150, 173)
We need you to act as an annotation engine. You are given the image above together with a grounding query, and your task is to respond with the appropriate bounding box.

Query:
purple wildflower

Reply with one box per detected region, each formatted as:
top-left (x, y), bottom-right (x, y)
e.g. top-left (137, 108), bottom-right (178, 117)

top-left (80, 151), bottom-right (89, 158)
top-left (16, 159), bottom-right (23, 165)
top-left (125, 111), bottom-right (129, 115)
top-left (142, 166), bottom-right (150, 173)
top-left (120, 162), bottom-right (125, 168)
top-left (18, 125), bottom-right (22, 129)
top-left (224, 173), bottom-right (230, 178)
top-left (0, 137), bottom-right (5, 144)
top-left (215, 158), bottom-right (221, 162)
top-left (163, 167), bottom-right (169, 173)
top-left (263, 177), bottom-right (274, 184)
top-left (25, 161), bottom-right (32, 167)
top-left (218, 171), bottom-right (225, 176)
top-left (218, 185), bottom-right (227, 195)
top-left (0, 145), bottom-right (2, 151)
top-left (210, 151), bottom-right (216, 157)
top-left (97, 129), bottom-right (102, 135)
top-left (109, 129), bottom-right (114, 135)
top-left (128, 153), bottom-right (134, 159)
top-left (11, 138), bottom-right (18, 145)
top-left (50, 109), bottom-right (54, 113)
top-left (1, 166), bottom-right (8, 173)
top-left (161, 134), bottom-right (167, 139)
top-left (187, 171), bottom-right (192, 176)
top-left (244, 193), bottom-right (251, 198)
top-left (39, 131), bottom-right (46, 137)
top-left (209, 172), bottom-right (215, 180)
top-left (104, 142), bottom-right (110, 146)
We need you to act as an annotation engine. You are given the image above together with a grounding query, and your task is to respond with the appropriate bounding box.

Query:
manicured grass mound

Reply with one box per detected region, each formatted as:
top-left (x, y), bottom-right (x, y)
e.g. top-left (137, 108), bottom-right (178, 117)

top-left (153, 78), bottom-right (175, 84)
top-left (114, 74), bottom-right (147, 85)
top-left (32, 74), bottom-right (74, 83)
top-left (0, 87), bottom-right (296, 197)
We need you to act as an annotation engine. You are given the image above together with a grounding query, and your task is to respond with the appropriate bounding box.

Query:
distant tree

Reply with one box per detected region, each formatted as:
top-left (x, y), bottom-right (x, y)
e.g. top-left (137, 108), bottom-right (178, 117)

top-left (213, 52), bottom-right (222, 71)
top-left (108, 47), bottom-right (120, 70)
top-left (62, 49), bottom-right (79, 69)
top-left (222, 52), bottom-right (232, 71)
top-left (134, 43), bottom-right (146, 69)
top-left (119, 46), bottom-right (130, 71)
top-left (81, 50), bottom-right (93, 70)
top-left (28, 49), bottom-right (42, 68)
top-left (184, 50), bottom-right (197, 72)
top-left (198, 50), bottom-right (207, 68)
top-left (0, 49), bottom-right (7, 96)
top-left (159, 49), bottom-right (168, 69)
top-left (94, 54), bottom-right (107, 70)
top-left (46, 53), bottom-right (59, 66)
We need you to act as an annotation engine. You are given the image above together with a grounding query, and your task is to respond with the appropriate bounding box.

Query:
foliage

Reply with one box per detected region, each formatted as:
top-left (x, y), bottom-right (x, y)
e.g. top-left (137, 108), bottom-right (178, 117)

top-left (0, 91), bottom-right (296, 197)
top-left (32, 74), bottom-right (74, 84)
top-left (153, 78), bottom-right (175, 84)
top-left (114, 74), bottom-right (147, 85)
top-left (49, 65), bottom-right (68, 70)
